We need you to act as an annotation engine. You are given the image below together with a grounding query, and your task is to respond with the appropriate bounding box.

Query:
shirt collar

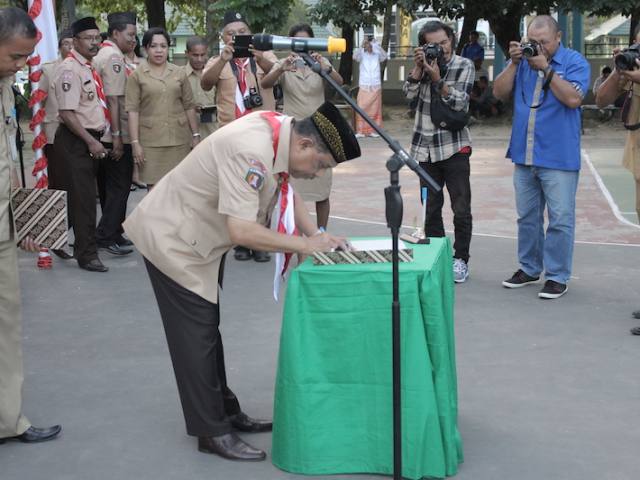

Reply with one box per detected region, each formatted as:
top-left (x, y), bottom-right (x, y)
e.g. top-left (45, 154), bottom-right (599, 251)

top-left (184, 62), bottom-right (195, 76)
top-left (141, 59), bottom-right (176, 76)
top-left (70, 49), bottom-right (90, 65)
top-left (550, 43), bottom-right (567, 67)
top-left (102, 39), bottom-right (123, 56)
top-left (273, 116), bottom-right (293, 174)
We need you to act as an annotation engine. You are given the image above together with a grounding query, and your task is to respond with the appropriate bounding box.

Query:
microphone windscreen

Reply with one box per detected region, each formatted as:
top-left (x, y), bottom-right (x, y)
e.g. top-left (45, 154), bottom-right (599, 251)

top-left (251, 34), bottom-right (272, 51)
top-left (327, 37), bottom-right (347, 54)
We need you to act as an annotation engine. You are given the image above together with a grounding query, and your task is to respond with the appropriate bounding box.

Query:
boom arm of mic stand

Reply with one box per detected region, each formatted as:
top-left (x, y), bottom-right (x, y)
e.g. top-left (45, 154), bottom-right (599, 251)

top-left (299, 53), bottom-right (441, 194)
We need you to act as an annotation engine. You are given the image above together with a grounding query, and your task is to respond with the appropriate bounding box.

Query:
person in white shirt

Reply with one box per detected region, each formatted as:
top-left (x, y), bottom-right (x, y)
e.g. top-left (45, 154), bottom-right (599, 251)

top-left (354, 36), bottom-right (387, 137)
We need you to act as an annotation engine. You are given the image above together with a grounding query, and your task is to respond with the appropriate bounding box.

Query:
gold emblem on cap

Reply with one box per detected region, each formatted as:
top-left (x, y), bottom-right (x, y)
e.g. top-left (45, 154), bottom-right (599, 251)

top-left (235, 13), bottom-right (241, 19)
top-left (312, 111), bottom-right (346, 163)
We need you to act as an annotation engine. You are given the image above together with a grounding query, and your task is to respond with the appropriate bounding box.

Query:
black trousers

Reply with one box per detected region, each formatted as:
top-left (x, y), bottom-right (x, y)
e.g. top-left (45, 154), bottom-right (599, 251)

top-left (144, 257), bottom-right (241, 437)
top-left (96, 143), bottom-right (133, 245)
top-left (54, 124), bottom-right (100, 265)
top-left (419, 152), bottom-right (473, 263)
top-left (44, 142), bottom-right (73, 229)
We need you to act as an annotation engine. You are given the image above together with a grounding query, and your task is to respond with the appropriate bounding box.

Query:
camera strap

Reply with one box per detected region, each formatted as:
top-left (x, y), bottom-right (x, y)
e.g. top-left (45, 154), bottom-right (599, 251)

top-left (229, 57), bottom-right (262, 98)
top-left (621, 89), bottom-right (640, 131)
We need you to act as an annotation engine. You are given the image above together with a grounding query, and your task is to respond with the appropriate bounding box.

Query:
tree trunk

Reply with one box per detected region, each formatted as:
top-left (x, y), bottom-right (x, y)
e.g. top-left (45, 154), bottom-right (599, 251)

top-left (487, 9), bottom-right (523, 57)
top-left (60, 0), bottom-right (76, 29)
top-left (204, 0), bottom-right (219, 56)
top-left (339, 24), bottom-right (354, 86)
top-left (379, 0), bottom-right (394, 80)
top-left (144, 0), bottom-right (166, 29)
top-left (456, 13), bottom-right (479, 55)
top-left (629, 8), bottom-right (640, 46)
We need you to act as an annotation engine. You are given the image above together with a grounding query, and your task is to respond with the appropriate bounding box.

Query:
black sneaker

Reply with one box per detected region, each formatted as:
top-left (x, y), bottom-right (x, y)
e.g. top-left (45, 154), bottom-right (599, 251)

top-left (502, 269), bottom-right (540, 288)
top-left (100, 243), bottom-right (133, 256)
top-left (632, 310), bottom-right (640, 320)
top-left (538, 280), bottom-right (568, 299)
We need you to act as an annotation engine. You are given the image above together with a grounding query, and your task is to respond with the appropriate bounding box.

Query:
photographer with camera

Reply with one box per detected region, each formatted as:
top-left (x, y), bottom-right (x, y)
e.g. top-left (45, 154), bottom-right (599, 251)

top-left (201, 11), bottom-right (277, 263)
top-left (595, 25), bottom-right (640, 334)
top-left (403, 21), bottom-right (474, 283)
top-left (493, 15), bottom-right (590, 299)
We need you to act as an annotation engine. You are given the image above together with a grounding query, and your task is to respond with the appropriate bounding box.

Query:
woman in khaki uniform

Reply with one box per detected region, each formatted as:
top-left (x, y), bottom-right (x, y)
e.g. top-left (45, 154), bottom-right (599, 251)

top-left (261, 24), bottom-right (343, 230)
top-left (126, 28), bottom-right (200, 188)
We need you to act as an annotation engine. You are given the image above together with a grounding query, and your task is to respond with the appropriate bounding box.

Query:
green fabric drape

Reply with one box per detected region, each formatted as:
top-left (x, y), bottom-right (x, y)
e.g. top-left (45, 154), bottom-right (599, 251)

top-left (272, 237), bottom-right (463, 479)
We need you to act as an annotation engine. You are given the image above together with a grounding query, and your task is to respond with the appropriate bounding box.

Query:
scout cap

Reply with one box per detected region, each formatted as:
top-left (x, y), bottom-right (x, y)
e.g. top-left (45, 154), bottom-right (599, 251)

top-left (223, 11), bottom-right (247, 28)
top-left (71, 17), bottom-right (99, 36)
top-left (59, 28), bottom-right (73, 41)
top-left (311, 101), bottom-right (361, 163)
top-left (107, 12), bottom-right (137, 27)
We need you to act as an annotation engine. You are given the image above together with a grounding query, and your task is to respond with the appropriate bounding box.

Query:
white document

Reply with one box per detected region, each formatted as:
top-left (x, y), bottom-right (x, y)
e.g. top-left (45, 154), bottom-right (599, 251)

top-left (348, 238), bottom-right (407, 251)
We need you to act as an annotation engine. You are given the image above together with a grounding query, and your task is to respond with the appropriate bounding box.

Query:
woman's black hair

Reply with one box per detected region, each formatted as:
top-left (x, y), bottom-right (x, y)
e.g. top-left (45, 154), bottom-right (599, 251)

top-left (142, 27), bottom-right (170, 48)
top-left (289, 23), bottom-right (314, 38)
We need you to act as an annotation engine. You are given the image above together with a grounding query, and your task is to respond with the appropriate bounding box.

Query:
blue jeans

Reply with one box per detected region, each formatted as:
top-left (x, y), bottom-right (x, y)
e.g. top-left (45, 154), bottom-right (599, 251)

top-left (513, 164), bottom-right (579, 284)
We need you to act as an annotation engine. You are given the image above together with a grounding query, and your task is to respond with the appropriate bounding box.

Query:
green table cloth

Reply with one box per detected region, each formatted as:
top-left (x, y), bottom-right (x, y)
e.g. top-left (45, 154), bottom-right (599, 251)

top-left (272, 237), bottom-right (463, 479)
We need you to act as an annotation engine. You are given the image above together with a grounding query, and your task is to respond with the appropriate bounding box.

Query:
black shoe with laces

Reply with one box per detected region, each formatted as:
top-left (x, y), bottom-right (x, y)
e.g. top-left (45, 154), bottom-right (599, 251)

top-left (538, 280), bottom-right (568, 299)
top-left (502, 269), bottom-right (540, 288)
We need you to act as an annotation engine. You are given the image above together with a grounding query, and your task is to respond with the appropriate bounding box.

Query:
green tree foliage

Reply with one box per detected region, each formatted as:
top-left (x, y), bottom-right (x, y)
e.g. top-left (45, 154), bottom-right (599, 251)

top-left (207, 0), bottom-right (295, 33)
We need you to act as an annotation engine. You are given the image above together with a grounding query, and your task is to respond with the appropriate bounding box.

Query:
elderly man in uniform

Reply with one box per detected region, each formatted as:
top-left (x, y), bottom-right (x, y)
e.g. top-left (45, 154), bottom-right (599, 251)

top-left (53, 17), bottom-right (110, 272)
top-left (93, 12), bottom-right (137, 256)
top-left (183, 36), bottom-right (217, 139)
top-left (41, 28), bottom-right (73, 260)
top-left (0, 6), bottom-right (61, 445)
top-left (123, 101), bottom-right (360, 461)
top-left (201, 10), bottom-right (277, 263)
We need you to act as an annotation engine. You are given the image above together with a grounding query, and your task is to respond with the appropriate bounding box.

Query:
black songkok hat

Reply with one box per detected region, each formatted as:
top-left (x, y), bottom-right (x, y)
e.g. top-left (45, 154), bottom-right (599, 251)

top-left (311, 101), bottom-right (361, 163)
top-left (59, 28), bottom-right (73, 41)
top-left (222, 11), bottom-right (247, 28)
top-left (107, 12), bottom-right (137, 27)
top-left (71, 17), bottom-right (99, 36)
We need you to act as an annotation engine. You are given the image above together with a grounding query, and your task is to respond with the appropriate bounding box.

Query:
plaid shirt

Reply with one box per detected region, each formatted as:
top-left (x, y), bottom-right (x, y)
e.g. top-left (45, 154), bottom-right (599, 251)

top-left (403, 54), bottom-right (474, 163)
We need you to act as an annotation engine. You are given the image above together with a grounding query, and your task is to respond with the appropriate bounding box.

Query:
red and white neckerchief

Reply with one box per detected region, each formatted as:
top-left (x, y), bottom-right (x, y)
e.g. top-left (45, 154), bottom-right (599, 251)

top-left (261, 111), bottom-right (298, 301)
top-left (100, 40), bottom-right (132, 76)
top-left (234, 58), bottom-right (250, 119)
top-left (69, 51), bottom-right (111, 131)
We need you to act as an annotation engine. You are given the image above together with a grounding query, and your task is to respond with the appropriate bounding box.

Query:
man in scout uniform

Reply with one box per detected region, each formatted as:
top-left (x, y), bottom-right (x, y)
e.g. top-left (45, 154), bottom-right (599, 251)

top-left (53, 17), bottom-right (110, 272)
top-left (0, 6), bottom-right (61, 445)
top-left (183, 36), bottom-right (217, 139)
top-left (41, 28), bottom-right (73, 260)
top-left (123, 101), bottom-right (360, 461)
top-left (201, 10), bottom-right (278, 263)
top-left (93, 11), bottom-right (137, 256)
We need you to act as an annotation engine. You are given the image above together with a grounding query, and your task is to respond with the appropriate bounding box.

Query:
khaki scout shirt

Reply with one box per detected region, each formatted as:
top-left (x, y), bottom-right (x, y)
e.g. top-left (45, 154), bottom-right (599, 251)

top-left (623, 81), bottom-right (640, 179)
top-left (182, 62), bottom-right (217, 138)
top-left (94, 41), bottom-right (129, 143)
top-left (0, 77), bottom-right (17, 241)
top-left (53, 49), bottom-right (107, 131)
top-left (279, 63), bottom-right (325, 119)
top-left (125, 60), bottom-right (195, 147)
top-left (123, 111), bottom-right (291, 303)
top-left (41, 58), bottom-right (62, 144)
top-left (202, 51), bottom-right (277, 127)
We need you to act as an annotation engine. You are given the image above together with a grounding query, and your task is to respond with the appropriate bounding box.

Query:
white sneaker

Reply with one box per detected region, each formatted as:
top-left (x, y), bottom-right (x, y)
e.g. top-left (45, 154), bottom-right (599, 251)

top-left (453, 258), bottom-right (469, 283)
top-left (355, 133), bottom-right (365, 138)
top-left (369, 133), bottom-right (380, 138)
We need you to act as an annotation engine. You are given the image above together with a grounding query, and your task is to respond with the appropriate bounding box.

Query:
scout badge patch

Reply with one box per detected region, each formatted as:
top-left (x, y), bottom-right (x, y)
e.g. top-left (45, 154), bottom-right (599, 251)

top-left (244, 160), bottom-right (267, 190)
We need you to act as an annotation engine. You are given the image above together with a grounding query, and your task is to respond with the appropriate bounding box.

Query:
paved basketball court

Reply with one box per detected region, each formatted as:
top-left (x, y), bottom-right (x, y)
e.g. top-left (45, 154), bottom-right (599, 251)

top-left (2, 116), bottom-right (639, 480)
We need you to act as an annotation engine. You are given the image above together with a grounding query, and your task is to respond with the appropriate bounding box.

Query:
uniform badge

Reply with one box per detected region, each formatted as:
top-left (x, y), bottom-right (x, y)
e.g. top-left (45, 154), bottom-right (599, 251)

top-left (113, 63), bottom-right (122, 73)
top-left (249, 159), bottom-right (267, 175)
top-left (245, 167), bottom-right (265, 191)
top-left (88, 91), bottom-right (95, 100)
top-left (62, 82), bottom-right (71, 92)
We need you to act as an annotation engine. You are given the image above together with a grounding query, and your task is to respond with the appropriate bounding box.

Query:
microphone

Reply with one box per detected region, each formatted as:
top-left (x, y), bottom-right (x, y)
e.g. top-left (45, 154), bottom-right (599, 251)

top-left (251, 34), bottom-right (346, 54)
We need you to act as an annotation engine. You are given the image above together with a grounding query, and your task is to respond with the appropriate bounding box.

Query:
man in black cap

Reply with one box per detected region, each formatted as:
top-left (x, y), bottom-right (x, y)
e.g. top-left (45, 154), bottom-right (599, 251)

top-left (201, 10), bottom-right (278, 263)
top-left (93, 12), bottom-right (137, 256)
top-left (53, 17), bottom-right (110, 272)
top-left (122, 101), bottom-right (360, 461)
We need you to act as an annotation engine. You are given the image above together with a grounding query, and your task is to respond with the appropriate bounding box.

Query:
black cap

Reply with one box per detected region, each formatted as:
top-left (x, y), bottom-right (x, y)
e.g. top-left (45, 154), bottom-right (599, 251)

top-left (71, 17), bottom-right (99, 36)
top-left (222, 11), bottom-right (247, 28)
top-left (59, 28), bottom-right (73, 41)
top-left (311, 101), bottom-right (361, 163)
top-left (107, 12), bottom-right (136, 27)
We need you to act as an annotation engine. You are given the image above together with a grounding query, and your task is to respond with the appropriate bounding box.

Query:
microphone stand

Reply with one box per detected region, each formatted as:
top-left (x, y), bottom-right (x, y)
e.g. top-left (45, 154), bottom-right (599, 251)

top-left (300, 52), bottom-right (442, 480)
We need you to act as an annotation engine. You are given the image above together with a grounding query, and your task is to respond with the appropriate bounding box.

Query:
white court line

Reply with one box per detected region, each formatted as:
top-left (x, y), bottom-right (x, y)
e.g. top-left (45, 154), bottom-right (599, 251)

top-left (326, 214), bottom-right (640, 248)
top-left (582, 149), bottom-right (640, 231)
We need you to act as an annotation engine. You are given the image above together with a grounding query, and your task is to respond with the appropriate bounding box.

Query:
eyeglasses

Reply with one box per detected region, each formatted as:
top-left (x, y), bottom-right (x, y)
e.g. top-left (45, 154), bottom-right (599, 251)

top-left (75, 36), bottom-right (102, 43)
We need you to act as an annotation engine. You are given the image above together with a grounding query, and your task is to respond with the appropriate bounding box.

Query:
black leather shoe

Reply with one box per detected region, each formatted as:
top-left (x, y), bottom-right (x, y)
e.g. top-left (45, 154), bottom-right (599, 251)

top-left (198, 432), bottom-right (266, 461)
top-left (116, 236), bottom-right (134, 247)
top-left (52, 249), bottom-right (73, 260)
top-left (230, 412), bottom-right (272, 433)
top-left (0, 425), bottom-right (62, 444)
top-left (252, 250), bottom-right (271, 263)
top-left (79, 259), bottom-right (109, 272)
top-left (633, 310), bottom-right (640, 320)
top-left (100, 243), bottom-right (133, 256)
top-left (631, 326), bottom-right (640, 336)
top-left (234, 247), bottom-right (252, 261)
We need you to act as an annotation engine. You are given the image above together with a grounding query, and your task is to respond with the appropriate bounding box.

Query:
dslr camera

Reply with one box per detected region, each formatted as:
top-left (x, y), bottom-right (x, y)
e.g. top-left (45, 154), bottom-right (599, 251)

top-left (520, 39), bottom-right (540, 58)
top-left (615, 44), bottom-right (640, 71)
top-left (243, 87), bottom-right (263, 110)
top-left (422, 43), bottom-right (444, 62)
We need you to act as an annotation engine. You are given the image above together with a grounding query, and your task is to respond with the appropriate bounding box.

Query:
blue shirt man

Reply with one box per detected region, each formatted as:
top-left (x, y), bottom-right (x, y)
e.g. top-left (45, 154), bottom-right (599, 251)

top-left (493, 15), bottom-right (590, 300)
top-left (461, 31), bottom-right (484, 62)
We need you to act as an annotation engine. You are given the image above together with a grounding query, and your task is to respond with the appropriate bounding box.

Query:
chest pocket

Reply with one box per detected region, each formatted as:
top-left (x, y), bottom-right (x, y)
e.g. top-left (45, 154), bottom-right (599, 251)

top-left (81, 79), bottom-right (97, 103)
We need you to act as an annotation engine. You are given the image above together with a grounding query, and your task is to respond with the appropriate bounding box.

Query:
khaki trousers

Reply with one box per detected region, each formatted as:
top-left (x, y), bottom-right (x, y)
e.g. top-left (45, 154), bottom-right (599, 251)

top-left (0, 239), bottom-right (30, 437)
